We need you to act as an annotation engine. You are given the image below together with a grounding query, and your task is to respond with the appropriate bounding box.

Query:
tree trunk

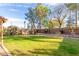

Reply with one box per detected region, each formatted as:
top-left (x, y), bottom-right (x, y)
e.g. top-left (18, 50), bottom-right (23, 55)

top-left (24, 21), bottom-right (26, 29)
top-left (39, 20), bottom-right (42, 29)
top-left (59, 25), bottom-right (63, 34)
top-left (69, 10), bottom-right (72, 33)
top-left (32, 25), bottom-right (35, 35)
top-left (31, 23), bottom-right (35, 35)
top-left (39, 17), bottom-right (43, 29)
top-left (75, 10), bottom-right (78, 33)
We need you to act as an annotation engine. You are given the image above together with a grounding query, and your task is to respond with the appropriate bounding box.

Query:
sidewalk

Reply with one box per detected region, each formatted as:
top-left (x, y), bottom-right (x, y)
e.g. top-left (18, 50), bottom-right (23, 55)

top-left (0, 46), bottom-right (11, 56)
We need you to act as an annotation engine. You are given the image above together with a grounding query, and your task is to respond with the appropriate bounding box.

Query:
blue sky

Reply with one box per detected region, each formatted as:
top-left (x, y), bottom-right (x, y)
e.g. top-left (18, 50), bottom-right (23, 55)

top-left (1, 3), bottom-right (79, 28)
top-left (0, 3), bottom-right (37, 19)
top-left (0, 3), bottom-right (37, 28)
top-left (0, 3), bottom-right (56, 28)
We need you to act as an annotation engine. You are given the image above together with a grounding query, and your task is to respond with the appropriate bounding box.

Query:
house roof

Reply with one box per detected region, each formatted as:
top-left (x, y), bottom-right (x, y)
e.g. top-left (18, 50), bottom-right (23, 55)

top-left (0, 16), bottom-right (7, 23)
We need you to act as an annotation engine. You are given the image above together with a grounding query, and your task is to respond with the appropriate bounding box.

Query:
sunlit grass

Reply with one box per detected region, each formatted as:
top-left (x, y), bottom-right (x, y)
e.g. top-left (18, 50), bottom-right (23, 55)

top-left (3, 35), bottom-right (79, 56)
top-left (3, 35), bottom-right (63, 56)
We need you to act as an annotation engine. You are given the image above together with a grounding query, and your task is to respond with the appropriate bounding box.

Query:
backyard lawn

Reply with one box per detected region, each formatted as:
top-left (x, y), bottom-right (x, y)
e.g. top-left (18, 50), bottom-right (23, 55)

top-left (3, 35), bottom-right (79, 56)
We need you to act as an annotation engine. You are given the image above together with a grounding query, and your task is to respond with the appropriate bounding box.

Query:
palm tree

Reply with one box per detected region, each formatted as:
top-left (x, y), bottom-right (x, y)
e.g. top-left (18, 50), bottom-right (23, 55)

top-left (0, 16), bottom-right (7, 46)
top-left (65, 3), bottom-right (78, 33)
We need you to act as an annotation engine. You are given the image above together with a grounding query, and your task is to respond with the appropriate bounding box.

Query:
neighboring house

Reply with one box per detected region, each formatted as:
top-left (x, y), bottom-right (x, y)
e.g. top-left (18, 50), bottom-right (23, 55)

top-left (21, 29), bottom-right (29, 35)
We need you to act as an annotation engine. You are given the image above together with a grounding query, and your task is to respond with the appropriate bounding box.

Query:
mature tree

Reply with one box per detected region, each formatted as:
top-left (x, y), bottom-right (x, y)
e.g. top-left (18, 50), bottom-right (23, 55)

top-left (43, 19), bottom-right (61, 29)
top-left (6, 26), bottom-right (20, 35)
top-left (52, 4), bottom-right (67, 33)
top-left (35, 3), bottom-right (49, 29)
top-left (25, 8), bottom-right (37, 34)
top-left (0, 16), bottom-right (7, 46)
top-left (65, 3), bottom-right (78, 33)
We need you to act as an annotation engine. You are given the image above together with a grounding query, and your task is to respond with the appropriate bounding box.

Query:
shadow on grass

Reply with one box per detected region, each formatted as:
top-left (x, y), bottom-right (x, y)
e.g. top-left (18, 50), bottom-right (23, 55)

top-left (27, 38), bottom-right (79, 56)
top-left (4, 35), bottom-right (79, 56)
top-left (28, 48), bottom-right (57, 56)
top-left (11, 49), bottom-right (31, 56)
top-left (4, 35), bottom-right (62, 43)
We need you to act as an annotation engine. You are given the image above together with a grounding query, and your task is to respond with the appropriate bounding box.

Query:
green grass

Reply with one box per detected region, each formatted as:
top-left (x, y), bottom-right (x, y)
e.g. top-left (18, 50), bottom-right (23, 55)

top-left (3, 35), bottom-right (79, 56)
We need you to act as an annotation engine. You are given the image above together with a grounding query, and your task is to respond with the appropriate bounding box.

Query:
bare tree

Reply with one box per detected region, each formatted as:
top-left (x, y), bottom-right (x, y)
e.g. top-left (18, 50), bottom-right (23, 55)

top-left (52, 4), bottom-right (67, 33)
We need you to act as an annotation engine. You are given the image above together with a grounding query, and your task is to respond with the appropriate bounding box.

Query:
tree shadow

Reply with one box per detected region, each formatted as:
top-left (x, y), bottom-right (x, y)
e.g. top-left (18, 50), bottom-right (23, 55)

top-left (5, 35), bottom-right (79, 56)
top-left (28, 48), bottom-right (58, 56)
top-left (53, 38), bottom-right (79, 56)
top-left (4, 35), bottom-right (63, 43)
top-left (27, 38), bottom-right (79, 56)
top-left (11, 49), bottom-right (31, 56)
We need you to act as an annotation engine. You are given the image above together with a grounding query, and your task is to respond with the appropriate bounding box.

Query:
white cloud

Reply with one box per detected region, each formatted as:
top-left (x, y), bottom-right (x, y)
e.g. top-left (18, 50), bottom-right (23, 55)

top-left (3, 17), bottom-right (28, 28)
top-left (9, 8), bottom-right (18, 12)
top-left (16, 4), bottom-right (23, 7)
top-left (16, 4), bottom-right (31, 8)
top-left (46, 3), bottom-right (58, 6)
top-left (0, 4), bottom-right (8, 6)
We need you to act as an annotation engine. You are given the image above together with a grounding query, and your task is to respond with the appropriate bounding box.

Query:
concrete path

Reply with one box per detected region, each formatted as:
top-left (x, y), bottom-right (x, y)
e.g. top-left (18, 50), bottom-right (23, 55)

top-left (0, 45), bottom-right (11, 56)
